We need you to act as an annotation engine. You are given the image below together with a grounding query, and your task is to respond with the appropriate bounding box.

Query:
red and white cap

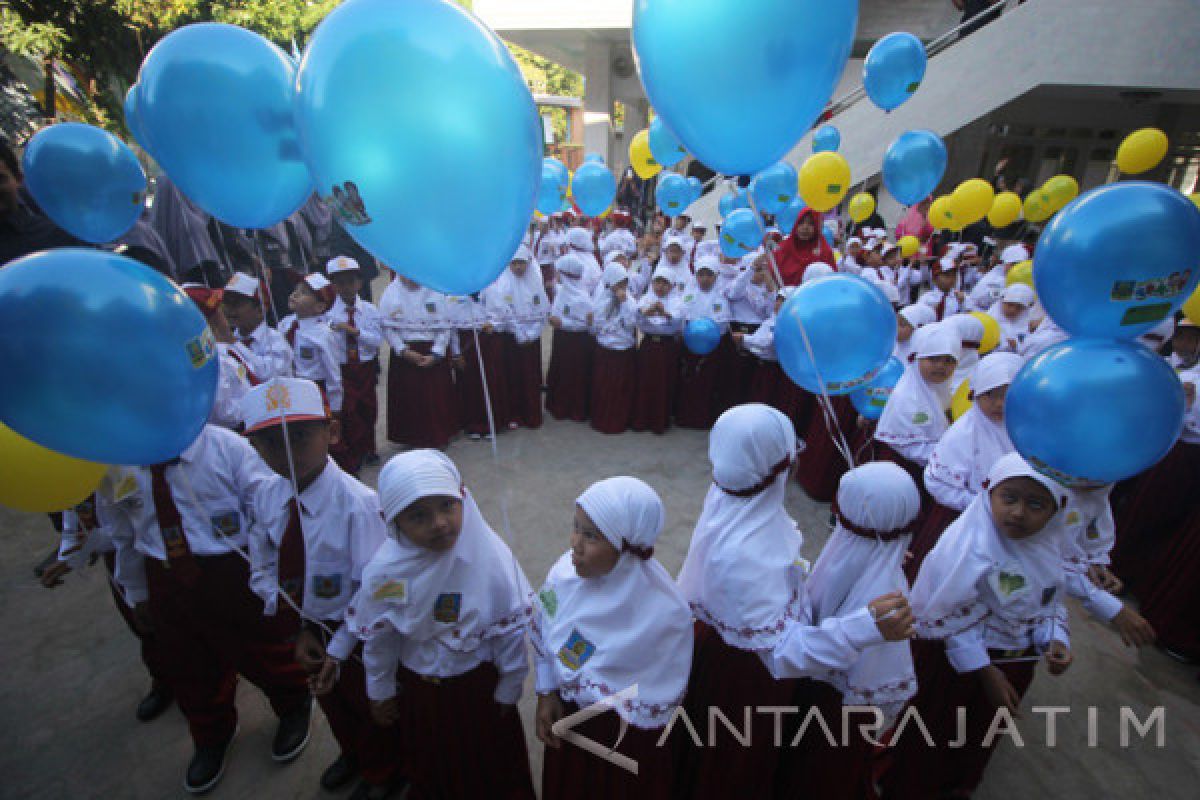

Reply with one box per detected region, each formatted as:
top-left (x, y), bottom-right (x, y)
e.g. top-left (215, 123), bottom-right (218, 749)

top-left (241, 377), bottom-right (329, 434)
top-left (326, 256), bottom-right (360, 274)
top-left (225, 272), bottom-right (261, 300)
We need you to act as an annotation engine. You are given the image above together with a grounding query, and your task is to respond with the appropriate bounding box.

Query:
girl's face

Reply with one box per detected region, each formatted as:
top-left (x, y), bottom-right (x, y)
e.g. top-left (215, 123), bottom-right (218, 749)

top-left (1001, 301), bottom-right (1025, 321)
top-left (510, 259), bottom-right (529, 277)
top-left (571, 506), bottom-right (620, 578)
top-left (652, 277), bottom-right (670, 298)
top-left (665, 246), bottom-right (683, 265)
top-left (975, 385), bottom-right (1008, 424)
top-left (883, 252), bottom-right (900, 267)
top-left (288, 284), bottom-right (324, 317)
top-left (896, 315), bottom-right (914, 342)
top-left (1173, 328), bottom-right (1200, 363)
top-left (933, 271), bottom-right (957, 292)
top-left (866, 251), bottom-right (883, 267)
top-left (795, 218), bottom-right (816, 240)
top-left (394, 495), bottom-right (463, 552)
top-left (989, 477), bottom-right (1057, 540)
top-left (331, 272), bottom-right (362, 303)
top-left (696, 271), bottom-right (717, 291)
top-left (918, 354), bottom-right (957, 384)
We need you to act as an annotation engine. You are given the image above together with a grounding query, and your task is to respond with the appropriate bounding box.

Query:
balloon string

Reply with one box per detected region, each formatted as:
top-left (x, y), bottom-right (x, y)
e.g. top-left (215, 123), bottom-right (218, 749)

top-left (745, 189), bottom-right (857, 471)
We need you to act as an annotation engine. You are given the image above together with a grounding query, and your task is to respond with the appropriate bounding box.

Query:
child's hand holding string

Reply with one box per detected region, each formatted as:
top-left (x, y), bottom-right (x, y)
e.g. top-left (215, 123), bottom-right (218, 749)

top-left (536, 692), bottom-right (566, 749)
top-left (868, 591), bottom-right (915, 641)
top-left (310, 656), bottom-right (340, 697)
top-left (1044, 640), bottom-right (1073, 676)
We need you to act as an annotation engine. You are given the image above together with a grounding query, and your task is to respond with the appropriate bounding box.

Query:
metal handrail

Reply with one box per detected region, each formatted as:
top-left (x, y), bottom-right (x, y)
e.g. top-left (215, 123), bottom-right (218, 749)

top-left (823, 0), bottom-right (1025, 120)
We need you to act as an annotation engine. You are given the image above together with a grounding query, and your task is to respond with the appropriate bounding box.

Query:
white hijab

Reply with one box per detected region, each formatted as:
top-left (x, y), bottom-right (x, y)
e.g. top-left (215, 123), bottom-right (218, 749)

top-left (988, 283), bottom-right (1036, 350)
top-left (911, 453), bottom-right (1071, 641)
top-left (378, 276), bottom-right (449, 333)
top-left (554, 253), bottom-right (593, 314)
top-left (895, 303), bottom-right (937, 362)
top-left (678, 404), bottom-right (807, 652)
top-left (535, 477), bottom-right (693, 729)
top-left (946, 313), bottom-right (985, 389)
top-left (345, 451), bottom-right (532, 651)
top-left (807, 462), bottom-right (920, 722)
top-left (876, 323), bottom-right (961, 459)
top-left (484, 244), bottom-right (548, 321)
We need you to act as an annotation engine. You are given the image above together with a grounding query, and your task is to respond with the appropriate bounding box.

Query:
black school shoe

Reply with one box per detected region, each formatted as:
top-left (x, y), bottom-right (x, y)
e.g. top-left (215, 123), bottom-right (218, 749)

top-left (271, 698), bottom-right (313, 763)
top-left (135, 684), bottom-right (173, 722)
top-left (184, 734), bottom-right (235, 795)
top-left (321, 753), bottom-right (358, 791)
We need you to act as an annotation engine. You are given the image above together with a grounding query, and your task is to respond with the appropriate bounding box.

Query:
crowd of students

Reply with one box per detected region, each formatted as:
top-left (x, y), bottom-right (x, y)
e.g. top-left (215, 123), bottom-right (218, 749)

top-left (25, 185), bottom-right (1200, 800)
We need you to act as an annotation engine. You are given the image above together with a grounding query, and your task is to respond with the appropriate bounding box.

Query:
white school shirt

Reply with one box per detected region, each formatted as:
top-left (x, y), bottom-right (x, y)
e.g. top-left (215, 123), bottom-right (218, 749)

top-left (239, 320), bottom-right (293, 382)
top-left (918, 288), bottom-right (964, 321)
top-left (209, 344), bottom-right (253, 430)
top-left (967, 269), bottom-right (1006, 312)
top-left (741, 315), bottom-right (778, 361)
top-left (628, 257), bottom-right (655, 298)
top-left (591, 296), bottom-right (638, 350)
top-left (248, 458), bottom-right (388, 659)
top-left (678, 284), bottom-right (733, 330)
top-left (58, 501), bottom-right (116, 567)
top-left (279, 314), bottom-right (344, 412)
top-left (378, 281), bottom-right (454, 357)
top-left (108, 425), bottom-right (276, 605)
top-left (550, 278), bottom-right (594, 332)
top-left (656, 258), bottom-right (692, 294)
top-left (725, 269), bottom-right (772, 325)
top-left (325, 295), bottom-right (384, 363)
top-left (637, 292), bottom-right (684, 336)
top-left (1060, 489), bottom-right (1124, 623)
top-left (482, 272), bottom-right (549, 344)
top-left (536, 231), bottom-right (564, 266)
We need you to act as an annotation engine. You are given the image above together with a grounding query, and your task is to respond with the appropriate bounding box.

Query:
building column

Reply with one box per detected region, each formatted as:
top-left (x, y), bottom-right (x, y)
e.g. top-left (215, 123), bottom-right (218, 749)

top-left (583, 39), bottom-right (614, 164)
top-left (614, 97), bottom-right (648, 175)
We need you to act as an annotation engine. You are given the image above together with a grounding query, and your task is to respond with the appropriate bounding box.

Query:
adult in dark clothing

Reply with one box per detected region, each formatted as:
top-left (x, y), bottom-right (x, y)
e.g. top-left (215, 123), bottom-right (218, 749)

top-left (0, 141), bottom-right (84, 265)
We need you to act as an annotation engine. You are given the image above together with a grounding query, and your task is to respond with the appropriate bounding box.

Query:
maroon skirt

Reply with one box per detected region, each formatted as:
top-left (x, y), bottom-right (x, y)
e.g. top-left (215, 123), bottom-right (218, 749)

top-left (546, 328), bottom-right (594, 422)
top-left (398, 663), bottom-right (535, 800)
top-left (879, 638), bottom-right (1036, 800)
top-left (505, 334), bottom-right (544, 429)
top-left (386, 341), bottom-right (459, 449)
top-left (316, 639), bottom-right (403, 786)
top-left (905, 501), bottom-right (960, 583)
top-left (1138, 501), bottom-right (1200, 660)
top-left (332, 358), bottom-right (379, 473)
top-left (775, 678), bottom-right (878, 800)
top-left (676, 334), bottom-right (736, 430)
top-left (748, 359), bottom-right (782, 407)
top-left (541, 703), bottom-right (674, 800)
top-left (458, 331), bottom-right (511, 435)
top-left (591, 345), bottom-right (637, 434)
top-left (632, 334), bottom-right (681, 435)
top-left (1111, 440), bottom-right (1200, 594)
top-left (675, 621), bottom-right (797, 800)
top-left (793, 395), bottom-right (858, 503)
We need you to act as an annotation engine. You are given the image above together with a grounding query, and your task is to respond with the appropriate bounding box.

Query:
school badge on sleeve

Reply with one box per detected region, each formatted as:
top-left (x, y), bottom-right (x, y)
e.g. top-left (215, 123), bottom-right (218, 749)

top-left (210, 511), bottom-right (241, 539)
top-left (558, 629), bottom-right (596, 671)
top-left (371, 578), bottom-right (408, 603)
top-left (313, 574), bottom-right (343, 599)
top-left (433, 592), bottom-right (462, 623)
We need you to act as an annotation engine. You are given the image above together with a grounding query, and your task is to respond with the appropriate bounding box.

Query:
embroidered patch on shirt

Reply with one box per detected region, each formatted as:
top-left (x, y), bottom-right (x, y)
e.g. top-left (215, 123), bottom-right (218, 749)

top-left (313, 574), bottom-right (343, 599)
top-left (1040, 586), bottom-right (1057, 606)
top-left (533, 296), bottom-right (541, 306)
top-left (372, 579), bottom-right (408, 603)
top-left (1085, 522), bottom-right (1100, 540)
top-left (538, 588), bottom-right (558, 617)
top-left (433, 592), bottom-right (462, 623)
top-left (425, 302), bottom-right (437, 314)
top-left (161, 526), bottom-right (188, 560)
top-left (994, 570), bottom-right (1027, 598)
top-left (911, 411), bottom-right (930, 425)
top-left (558, 629), bottom-right (596, 671)
top-left (1065, 511), bottom-right (1082, 527)
top-left (210, 511), bottom-right (241, 538)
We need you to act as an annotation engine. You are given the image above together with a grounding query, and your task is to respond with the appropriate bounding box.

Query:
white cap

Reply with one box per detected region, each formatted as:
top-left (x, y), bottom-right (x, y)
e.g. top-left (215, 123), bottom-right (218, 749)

top-left (694, 255), bottom-right (720, 275)
top-left (305, 273), bottom-right (332, 293)
top-left (871, 277), bottom-right (901, 305)
top-left (1000, 244), bottom-right (1027, 265)
top-left (567, 228), bottom-right (593, 250)
top-left (1002, 283), bottom-right (1036, 305)
top-left (225, 272), bottom-right (260, 299)
top-left (241, 377), bottom-right (328, 434)
top-left (802, 262), bottom-right (835, 284)
top-left (326, 256), bottom-right (361, 274)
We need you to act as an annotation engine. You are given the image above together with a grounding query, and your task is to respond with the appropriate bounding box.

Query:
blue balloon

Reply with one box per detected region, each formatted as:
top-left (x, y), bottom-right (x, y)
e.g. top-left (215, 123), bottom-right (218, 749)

top-left (750, 161), bottom-right (799, 216)
top-left (0, 249), bottom-right (218, 465)
top-left (571, 161), bottom-right (617, 218)
top-left (823, 223), bottom-right (837, 248)
top-left (123, 84), bottom-right (152, 155)
top-left (776, 197), bottom-right (806, 233)
top-left (776, 275), bottom-right (896, 395)
top-left (720, 208), bottom-right (766, 257)
top-left (863, 32), bottom-right (927, 112)
top-left (1007, 339), bottom-right (1185, 487)
top-left (296, 0), bottom-right (541, 294)
top-left (1034, 182), bottom-right (1200, 340)
top-left (813, 124), bottom-right (841, 153)
top-left (544, 157), bottom-right (569, 190)
top-left (684, 318), bottom-right (722, 356)
top-left (584, 153), bottom-right (605, 163)
top-left (657, 173), bottom-right (692, 217)
top-left (139, 23), bottom-right (312, 229)
top-left (850, 356), bottom-right (905, 420)
top-left (634, 0), bottom-right (859, 175)
top-left (21, 123), bottom-right (146, 245)
top-left (718, 192), bottom-right (737, 219)
top-left (536, 165), bottom-right (566, 216)
top-left (687, 176), bottom-right (704, 204)
top-left (648, 117), bottom-right (688, 168)
top-left (882, 129), bottom-right (947, 206)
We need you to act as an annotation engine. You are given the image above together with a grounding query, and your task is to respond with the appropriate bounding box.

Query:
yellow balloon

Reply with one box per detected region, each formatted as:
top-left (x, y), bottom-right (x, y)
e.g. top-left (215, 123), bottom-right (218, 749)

top-left (1116, 127), bottom-right (1169, 175)
top-left (969, 311), bottom-right (1001, 355)
top-left (0, 422), bottom-right (107, 513)
top-left (951, 179), bottom-right (995, 226)
top-left (1006, 259), bottom-right (1034, 287)
top-left (987, 191), bottom-right (1022, 228)
top-left (1190, 193), bottom-right (1200, 212)
top-left (1022, 192), bottom-right (1054, 223)
top-left (1183, 285), bottom-right (1200, 326)
top-left (927, 195), bottom-right (957, 231)
top-left (848, 192), bottom-right (876, 223)
top-left (898, 235), bottom-right (920, 258)
top-left (798, 152), bottom-right (851, 212)
top-left (951, 379), bottom-right (972, 421)
top-left (628, 129), bottom-right (661, 181)
top-left (1042, 175), bottom-right (1079, 212)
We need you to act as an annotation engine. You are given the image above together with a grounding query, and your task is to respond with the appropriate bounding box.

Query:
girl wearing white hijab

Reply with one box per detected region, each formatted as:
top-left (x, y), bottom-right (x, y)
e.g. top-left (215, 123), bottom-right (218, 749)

top-left (589, 264), bottom-right (639, 434)
top-left (567, 226), bottom-right (604, 294)
top-left (780, 462), bottom-right (922, 800)
top-left (534, 477), bottom-right (692, 800)
top-left (483, 245), bottom-right (550, 431)
top-left (882, 453), bottom-right (1074, 800)
top-left (345, 450), bottom-right (535, 800)
top-left (546, 253), bottom-right (596, 422)
top-left (987, 283), bottom-right (1037, 353)
top-left (875, 322), bottom-right (961, 474)
top-left (632, 265), bottom-right (684, 435)
top-left (893, 303), bottom-right (938, 366)
top-left (945, 312), bottom-right (986, 392)
top-left (676, 257), bottom-right (737, 429)
top-left (676, 404), bottom-right (914, 800)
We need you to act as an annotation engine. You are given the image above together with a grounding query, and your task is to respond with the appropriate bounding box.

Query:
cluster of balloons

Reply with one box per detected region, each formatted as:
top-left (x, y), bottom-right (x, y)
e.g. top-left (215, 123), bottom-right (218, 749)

top-left (656, 172), bottom-right (703, 217)
top-left (1007, 179), bottom-right (1200, 486)
top-left (750, 162), bottom-right (799, 216)
top-left (571, 159), bottom-right (617, 218)
top-left (720, 208), bottom-right (767, 258)
top-left (628, 117), bottom-right (690, 181)
top-left (926, 178), bottom-right (994, 231)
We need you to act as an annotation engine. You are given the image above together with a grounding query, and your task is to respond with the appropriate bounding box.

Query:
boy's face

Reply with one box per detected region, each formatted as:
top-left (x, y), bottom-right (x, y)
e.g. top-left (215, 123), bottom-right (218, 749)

top-left (975, 384), bottom-right (1008, 424)
top-left (918, 354), bottom-right (956, 384)
top-left (1001, 301), bottom-right (1025, 321)
top-left (509, 258), bottom-right (529, 277)
top-left (222, 294), bottom-right (262, 333)
top-left (288, 284), bottom-right (325, 317)
top-left (989, 477), bottom-right (1057, 540)
top-left (696, 270), bottom-right (717, 291)
top-left (330, 272), bottom-right (362, 303)
top-left (673, 217), bottom-right (688, 231)
top-left (652, 277), bottom-right (670, 297)
top-left (394, 495), bottom-right (463, 552)
top-left (883, 252), bottom-right (899, 267)
top-left (933, 270), bottom-right (957, 292)
top-left (692, 229), bottom-right (705, 241)
top-left (665, 246), bottom-right (683, 265)
top-left (866, 251), bottom-right (883, 267)
top-left (1171, 328), bottom-right (1200, 362)
top-left (249, 420), bottom-right (330, 488)
top-left (570, 506), bottom-right (620, 579)
top-left (896, 315), bottom-right (914, 342)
